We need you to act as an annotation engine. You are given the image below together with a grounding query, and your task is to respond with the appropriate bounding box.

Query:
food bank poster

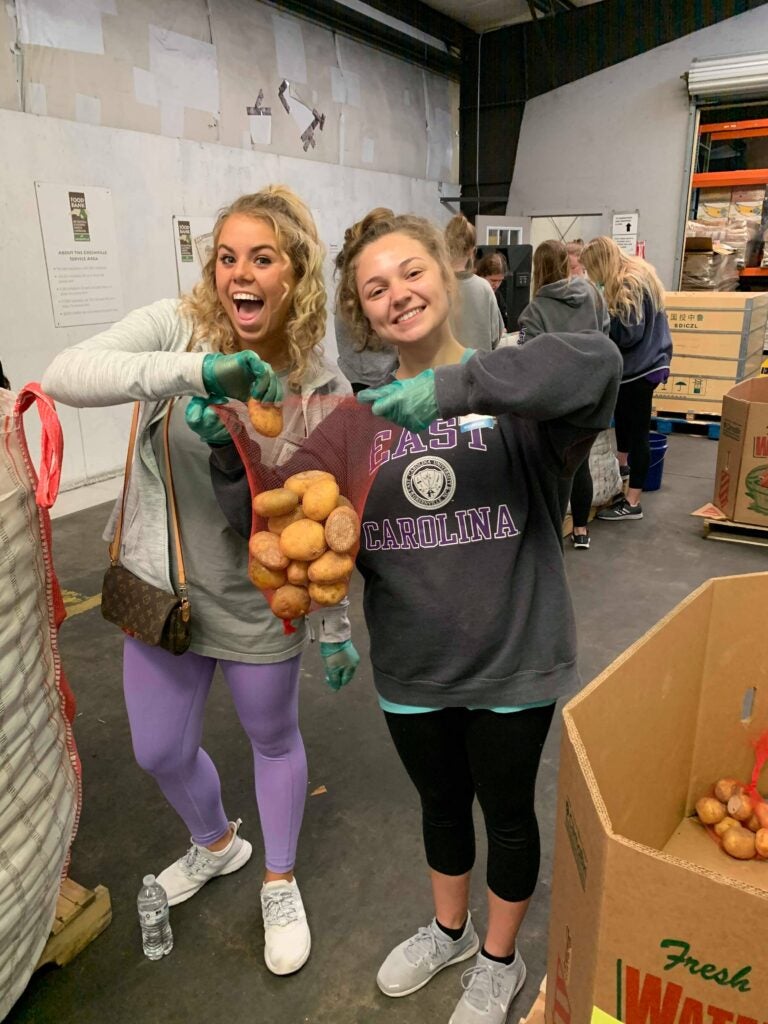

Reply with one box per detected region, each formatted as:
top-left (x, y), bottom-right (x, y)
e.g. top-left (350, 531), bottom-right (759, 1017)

top-left (35, 182), bottom-right (124, 328)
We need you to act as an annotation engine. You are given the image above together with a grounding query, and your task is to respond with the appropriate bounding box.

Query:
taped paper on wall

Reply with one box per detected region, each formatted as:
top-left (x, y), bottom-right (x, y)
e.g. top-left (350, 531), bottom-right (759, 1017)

top-left (172, 215), bottom-right (215, 296)
top-left (35, 181), bottom-right (124, 328)
top-left (331, 67), bottom-right (361, 107)
top-left (362, 136), bottom-right (374, 164)
top-left (25, 81), bottom-right (47, 116)
top-left (272, 12), bottom-right (307, 84)
top-left (16, 0), bottom-right (106, 54)
top-left (148, 24), bottom-right (220, 116)
top-left (133, 67), bottom-right (158, 107)
top-left (74, 93), bottom-right (100, 125)
top-left (160, 102), bottom-right (184, 138)
top-left (248, 113), bottom-right (272, 146)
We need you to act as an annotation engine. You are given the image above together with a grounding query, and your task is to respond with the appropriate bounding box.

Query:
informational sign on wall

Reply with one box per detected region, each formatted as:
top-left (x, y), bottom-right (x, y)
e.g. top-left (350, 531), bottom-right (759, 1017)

top-left (612, 211), bottom-right (639, 255)
top-left (172, 215), bottom-right (216, 295)
top-left (35, 182), bottom-right (124, 328)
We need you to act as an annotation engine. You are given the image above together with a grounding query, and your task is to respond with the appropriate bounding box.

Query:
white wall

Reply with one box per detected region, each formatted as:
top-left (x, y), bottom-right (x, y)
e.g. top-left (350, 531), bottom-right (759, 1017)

top-left (507, 6), bottom-right (768, 287)
top-left (0, 109), bottom-right (452, 489)
top-left (0, 0), bottom-right (459, 491)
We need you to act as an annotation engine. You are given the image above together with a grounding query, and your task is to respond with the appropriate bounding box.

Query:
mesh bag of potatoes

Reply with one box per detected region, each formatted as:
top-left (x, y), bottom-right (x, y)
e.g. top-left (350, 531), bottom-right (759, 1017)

top-left (215, 394), bottom-right (385, 631)
top-left (694, 775), bottom-right (768, 861)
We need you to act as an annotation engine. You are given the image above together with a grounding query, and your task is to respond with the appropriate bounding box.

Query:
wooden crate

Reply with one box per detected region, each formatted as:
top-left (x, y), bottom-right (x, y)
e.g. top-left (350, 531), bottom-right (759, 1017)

top-left (659, 291), bottom-right (768, 417)
top-left (519, 976), bottom-right (547, 1023)
top-left (36, 878), bottom-right (112, 970)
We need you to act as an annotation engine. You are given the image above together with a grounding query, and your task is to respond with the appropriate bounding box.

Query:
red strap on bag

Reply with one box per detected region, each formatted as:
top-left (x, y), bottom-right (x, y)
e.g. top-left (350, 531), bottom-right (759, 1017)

top-left (14, 383), bottom-right (63, 508)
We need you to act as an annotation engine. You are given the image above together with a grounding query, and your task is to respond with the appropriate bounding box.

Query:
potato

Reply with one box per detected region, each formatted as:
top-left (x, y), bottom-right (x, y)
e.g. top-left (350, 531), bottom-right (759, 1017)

top-left (753, 801), bottom-right (768, 830)
top-left (247, 398), bottom-right (283, 438)
top-left (249, 531), bottom-right (290, 570)
top-left (695, 796), bottom-right (726, 826)
top-left (279, 519), bottom-right (327, 561)
top-left (713, 815), bottom-right (741, 838)
top-left (302, 478), bottom-right (340, 522)
top-left (248, 561), bottom-right (287, 591)
top-left (284, 469), bottom-right (335, 498)
top-left (253, 487), bottom-right (299, 518)
top-left (336, 494), bottom-right (354, 509)
top-left (325, 505), bottom-right (361, 554)
top-left (714, 777), bottom-right (742, 803)
top-left (308, 550), bottom-right (355, 584)
top-left (268, 507), bottom-right (305, 535)
top-left (286, 560), bottom-right (311, 586)
top-left (308, 580), bottom-right (349, 606)
top-left (755, 828), bottom-right (768, 859)
top-left (721, 826), bottom-right (756, 860)
top-left (271, 584), bottom-right (311, 621)
top-left (727, 793), bottom-right (754, 822)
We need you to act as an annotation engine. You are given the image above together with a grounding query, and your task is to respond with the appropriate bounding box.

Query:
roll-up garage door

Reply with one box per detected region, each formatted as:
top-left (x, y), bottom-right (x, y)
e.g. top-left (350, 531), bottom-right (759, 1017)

top-left (688, 52), bottom-right (768, 101)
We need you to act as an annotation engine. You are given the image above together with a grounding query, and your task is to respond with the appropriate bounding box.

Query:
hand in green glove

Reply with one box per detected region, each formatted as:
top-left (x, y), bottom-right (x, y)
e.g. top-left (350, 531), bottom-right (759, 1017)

top-left (356, 368), bottom-right (438, 431)
top-left (185, 396), bottom-right (233, 446)
top-left (202, 351), bottom-right (283, 404)
top-left (319, 640), bottom-right (360, 692)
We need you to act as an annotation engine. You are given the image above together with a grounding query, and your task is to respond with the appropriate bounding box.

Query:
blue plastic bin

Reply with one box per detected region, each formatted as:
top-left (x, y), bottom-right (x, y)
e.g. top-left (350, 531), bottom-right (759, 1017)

top-left (644, 431), bottom-right (668, 492)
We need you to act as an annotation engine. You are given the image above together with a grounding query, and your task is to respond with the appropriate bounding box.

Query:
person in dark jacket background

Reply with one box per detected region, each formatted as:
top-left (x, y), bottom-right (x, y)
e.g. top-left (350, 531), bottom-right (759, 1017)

top-left (581, 236), bottom-right (672, 522)
top-left (475, 251), bottom-right (511, 332)
top-left (518, 239), bottom-right (610, 549)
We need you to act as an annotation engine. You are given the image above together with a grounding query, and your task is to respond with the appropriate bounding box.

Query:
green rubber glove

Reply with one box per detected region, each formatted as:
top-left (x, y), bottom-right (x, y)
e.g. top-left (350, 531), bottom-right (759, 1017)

top-left (357, 369), bottom-right (439, 431)
top-left (185, 396), bottom-right (233, 446)
top-left (319, 640), bottom-right (360, 692)
top-left (202, 351), bottom-right (283, 404)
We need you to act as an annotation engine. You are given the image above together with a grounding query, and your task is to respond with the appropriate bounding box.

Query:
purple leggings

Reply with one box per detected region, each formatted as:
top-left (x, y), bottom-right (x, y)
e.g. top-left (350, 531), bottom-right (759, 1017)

top-left (123, 637), bottom-right (306, 873)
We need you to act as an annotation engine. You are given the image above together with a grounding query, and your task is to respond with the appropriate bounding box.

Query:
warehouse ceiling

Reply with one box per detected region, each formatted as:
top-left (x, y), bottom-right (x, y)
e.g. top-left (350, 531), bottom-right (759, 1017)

top-left (420, 0), bottom-right (605, 34)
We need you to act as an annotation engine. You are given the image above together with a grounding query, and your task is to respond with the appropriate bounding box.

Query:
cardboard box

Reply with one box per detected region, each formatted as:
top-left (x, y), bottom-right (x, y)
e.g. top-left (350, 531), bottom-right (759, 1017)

top-left (696, 187), bottom-right (732, 222)
top-left (545, 572), bottom-right (768, 1024)
top-left (713, 376), bottom-right (768, 526)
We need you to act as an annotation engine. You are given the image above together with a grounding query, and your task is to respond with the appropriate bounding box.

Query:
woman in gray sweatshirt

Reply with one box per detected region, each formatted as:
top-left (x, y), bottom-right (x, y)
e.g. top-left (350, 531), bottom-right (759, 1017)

top-left (518, 240), bottom-right (610, 548)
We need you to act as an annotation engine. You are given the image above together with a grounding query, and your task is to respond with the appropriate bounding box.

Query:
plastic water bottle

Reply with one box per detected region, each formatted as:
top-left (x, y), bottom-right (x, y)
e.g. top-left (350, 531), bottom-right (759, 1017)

top-left (137, 874), bottom-right (173, 960)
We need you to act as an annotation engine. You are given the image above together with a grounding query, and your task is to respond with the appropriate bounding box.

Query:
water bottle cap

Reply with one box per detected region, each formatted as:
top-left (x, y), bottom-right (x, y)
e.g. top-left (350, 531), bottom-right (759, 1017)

top-left (143, 874), bottom-right (156, 886)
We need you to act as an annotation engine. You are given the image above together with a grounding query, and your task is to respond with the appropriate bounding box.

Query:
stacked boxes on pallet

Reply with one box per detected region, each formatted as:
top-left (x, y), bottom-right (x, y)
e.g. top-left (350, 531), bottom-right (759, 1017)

top-left (656, 291), bottom-right (768, 417)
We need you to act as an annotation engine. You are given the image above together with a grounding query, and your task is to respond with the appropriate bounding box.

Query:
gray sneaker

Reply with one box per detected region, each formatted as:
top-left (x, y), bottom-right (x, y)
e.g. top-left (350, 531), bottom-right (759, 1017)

top-left (377, 915), bottom-right (480, 998)
top-left (449, 950), bottom-right (527, 1024)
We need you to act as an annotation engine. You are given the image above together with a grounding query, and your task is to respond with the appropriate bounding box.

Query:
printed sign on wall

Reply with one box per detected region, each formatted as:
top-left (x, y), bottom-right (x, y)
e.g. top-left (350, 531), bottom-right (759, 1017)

top-left (611, 211), bottom-right (639, 255)
top-left (35, 182), bottom-right (124, 328)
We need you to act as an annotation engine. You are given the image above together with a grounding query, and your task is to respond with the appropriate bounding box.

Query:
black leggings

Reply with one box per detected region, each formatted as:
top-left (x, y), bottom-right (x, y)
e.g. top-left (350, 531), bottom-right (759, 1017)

top-left (384, 703), bottom-right (555, 903)
top-left (569, 454), bottom-right (594, 528)
top-left (614, 377), bottom-right (655, 491)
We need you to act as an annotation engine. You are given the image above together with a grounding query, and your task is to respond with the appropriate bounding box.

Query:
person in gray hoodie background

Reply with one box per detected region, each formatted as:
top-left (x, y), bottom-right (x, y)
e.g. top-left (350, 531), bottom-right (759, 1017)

top-left (445, 214), bottom-right (505, 352)
top-left (517, 240), bottom-right (610, 548)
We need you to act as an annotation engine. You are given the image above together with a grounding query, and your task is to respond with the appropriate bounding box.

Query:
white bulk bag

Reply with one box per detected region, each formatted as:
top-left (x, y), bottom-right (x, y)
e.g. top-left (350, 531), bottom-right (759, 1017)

top-left (0, 385), bottom-right (80, 1019)
top-left (588, 428), bottom-right (623, 508)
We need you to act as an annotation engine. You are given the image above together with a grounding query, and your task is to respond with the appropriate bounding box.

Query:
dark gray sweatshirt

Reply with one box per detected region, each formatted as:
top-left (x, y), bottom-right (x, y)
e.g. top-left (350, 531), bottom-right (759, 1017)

top-left (211, 331), bottom-right (622, 708)
top-left (518, 276), bottom-right (609, 341)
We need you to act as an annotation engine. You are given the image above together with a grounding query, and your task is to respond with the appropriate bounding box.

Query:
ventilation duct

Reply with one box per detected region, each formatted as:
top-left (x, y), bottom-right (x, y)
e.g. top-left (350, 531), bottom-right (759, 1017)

top-left (687, 52), bottom-right (768, 101)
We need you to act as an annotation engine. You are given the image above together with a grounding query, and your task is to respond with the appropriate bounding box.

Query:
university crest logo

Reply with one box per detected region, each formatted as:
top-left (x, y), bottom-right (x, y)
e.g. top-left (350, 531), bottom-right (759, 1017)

top-left (402, 456), bottom-right (456, 510)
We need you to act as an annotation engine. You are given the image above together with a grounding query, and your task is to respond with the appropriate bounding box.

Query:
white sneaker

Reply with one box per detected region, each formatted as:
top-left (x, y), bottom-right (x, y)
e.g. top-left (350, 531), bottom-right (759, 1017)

top-left (449, 950), bottom-right (527, 1024)
top-left (260, 878), bottom-right (311, 975)
top-left (156, 819), bottom-right (252, 906)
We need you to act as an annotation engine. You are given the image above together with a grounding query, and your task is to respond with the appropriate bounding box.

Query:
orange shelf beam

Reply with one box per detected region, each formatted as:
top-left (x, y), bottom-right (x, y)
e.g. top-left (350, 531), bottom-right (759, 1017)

top-left (700, 118), bottom-right (768, 134)
top-left (740, 268), bottom-right (768, 276)
top-left (692, 170), bottom-right (768, 188)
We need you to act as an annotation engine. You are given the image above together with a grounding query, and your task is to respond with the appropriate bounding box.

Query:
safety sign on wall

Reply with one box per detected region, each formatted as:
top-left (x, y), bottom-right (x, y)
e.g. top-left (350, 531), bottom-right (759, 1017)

top-left (35, 182), bottom-right (124, 328)
top-left (611, 211), bottom-right (639, 255)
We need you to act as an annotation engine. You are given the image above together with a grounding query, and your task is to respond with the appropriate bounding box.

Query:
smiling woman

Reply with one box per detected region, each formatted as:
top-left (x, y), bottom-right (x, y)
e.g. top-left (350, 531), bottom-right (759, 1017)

top-left (41, 184), bottom-right (354, 979)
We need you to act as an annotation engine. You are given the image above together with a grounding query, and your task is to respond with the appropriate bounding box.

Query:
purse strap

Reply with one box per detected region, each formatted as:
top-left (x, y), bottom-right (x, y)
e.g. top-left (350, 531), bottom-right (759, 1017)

top-left (109, 402), bottom-right (190, 617)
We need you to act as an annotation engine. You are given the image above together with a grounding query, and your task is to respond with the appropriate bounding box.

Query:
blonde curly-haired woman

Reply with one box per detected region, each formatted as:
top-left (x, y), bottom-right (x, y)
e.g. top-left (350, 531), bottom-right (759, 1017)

top-left (42, 185), bottom-right (357, 976)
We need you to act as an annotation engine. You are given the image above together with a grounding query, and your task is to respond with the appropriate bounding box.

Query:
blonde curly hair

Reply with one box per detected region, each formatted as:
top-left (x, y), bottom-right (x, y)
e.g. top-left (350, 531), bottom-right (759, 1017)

top-left (336, 211), bottom-right (456, 350)
top-left (180, 186), bottom-right (326, 390)
top-left (581, 236), bottom-right (665, 324)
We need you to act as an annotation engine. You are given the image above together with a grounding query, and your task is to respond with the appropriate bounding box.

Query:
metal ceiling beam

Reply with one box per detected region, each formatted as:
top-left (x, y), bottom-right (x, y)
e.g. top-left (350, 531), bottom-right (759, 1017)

top-left (265, 0), bottom-right (466, 78)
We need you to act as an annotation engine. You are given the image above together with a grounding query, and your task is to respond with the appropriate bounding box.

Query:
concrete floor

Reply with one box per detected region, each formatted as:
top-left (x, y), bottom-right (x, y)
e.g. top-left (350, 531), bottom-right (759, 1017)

top-left (7, 433), bottom-right (767, 1024)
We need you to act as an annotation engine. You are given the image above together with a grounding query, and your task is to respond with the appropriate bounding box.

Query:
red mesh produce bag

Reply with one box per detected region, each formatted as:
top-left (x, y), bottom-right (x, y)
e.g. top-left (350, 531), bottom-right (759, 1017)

top-left (216, 394), bottom-right (390, 631)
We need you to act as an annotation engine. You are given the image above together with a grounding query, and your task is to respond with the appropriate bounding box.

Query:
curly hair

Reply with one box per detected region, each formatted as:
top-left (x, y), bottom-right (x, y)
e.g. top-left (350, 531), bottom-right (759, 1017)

top-left (180, 185), bottom-right (326, 390)
top-left (533, 239), bottom-right (569, 293)
top-left (581, 236), bottom-right (665, 323)
top-left (336, 211), bottom-right (456, 351)
top-left (475, 252), bottom-right (508, 278)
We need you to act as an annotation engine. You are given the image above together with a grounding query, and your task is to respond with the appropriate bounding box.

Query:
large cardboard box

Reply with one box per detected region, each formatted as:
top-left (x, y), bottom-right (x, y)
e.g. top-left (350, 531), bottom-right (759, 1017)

top-left (545, 572), bottom-right (768, 1024)
top-left (660, 292), bottom-right (768, 416)
top-left (713, 377), bottom-right (768, 526)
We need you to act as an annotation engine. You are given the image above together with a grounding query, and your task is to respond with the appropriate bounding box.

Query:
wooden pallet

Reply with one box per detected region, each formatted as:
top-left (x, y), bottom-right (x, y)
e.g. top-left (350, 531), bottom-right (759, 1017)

top-left (36, 878), bottom-right (112, 970)
top-left (651, 413), bottom-right (720, 439)
top-left (519, 976), bottom-right (547, 1023)
top-left (702, 516), bottom-right (768, 548)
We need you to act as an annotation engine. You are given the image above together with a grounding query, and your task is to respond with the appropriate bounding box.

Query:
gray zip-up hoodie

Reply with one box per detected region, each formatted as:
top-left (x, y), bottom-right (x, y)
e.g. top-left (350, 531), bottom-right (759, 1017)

top-left (518, 276), bottom-right (609, 341)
